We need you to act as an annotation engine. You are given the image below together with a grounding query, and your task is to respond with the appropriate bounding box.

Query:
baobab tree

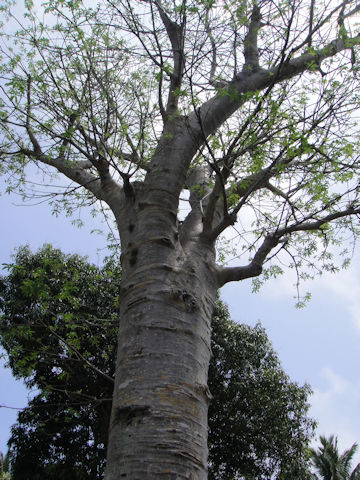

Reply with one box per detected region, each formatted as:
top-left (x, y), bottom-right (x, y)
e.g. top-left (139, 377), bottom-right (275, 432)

top-left (0, 0), bottom-right (359, 478)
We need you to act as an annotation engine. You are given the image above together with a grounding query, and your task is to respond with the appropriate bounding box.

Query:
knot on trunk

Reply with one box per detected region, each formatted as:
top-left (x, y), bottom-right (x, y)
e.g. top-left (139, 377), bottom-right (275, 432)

top-left (112, 405), bottom-right (151, 428)
top-left (171, 289), bottom-right (198, 313)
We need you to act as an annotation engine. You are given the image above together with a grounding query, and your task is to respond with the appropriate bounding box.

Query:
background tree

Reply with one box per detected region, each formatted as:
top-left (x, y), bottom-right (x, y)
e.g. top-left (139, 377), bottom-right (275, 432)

top-left (1, 1), bottom-right (360, 477)
top-left (0, 452), bottom-right (11, 480)
top-left (0, 246), bottom-right (314, 479)
top-left (310, 435), bottom-right (360, 480)
top-left (209, 309), bottom-right (314, 480)
top-left (0, 246), bottom-right (119, 479)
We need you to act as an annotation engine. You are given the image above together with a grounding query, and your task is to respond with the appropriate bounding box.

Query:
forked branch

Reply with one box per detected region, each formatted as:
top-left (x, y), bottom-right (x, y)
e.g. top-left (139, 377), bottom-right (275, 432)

top-left (217, 205), bottom-right (360, 286)
top-left (154, 0), bottom-right (186, 115)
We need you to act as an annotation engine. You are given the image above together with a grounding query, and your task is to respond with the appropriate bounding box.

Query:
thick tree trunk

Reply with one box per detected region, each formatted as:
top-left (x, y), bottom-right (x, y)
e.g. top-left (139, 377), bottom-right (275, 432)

top-left (104, 180), bottom-right (218, 479)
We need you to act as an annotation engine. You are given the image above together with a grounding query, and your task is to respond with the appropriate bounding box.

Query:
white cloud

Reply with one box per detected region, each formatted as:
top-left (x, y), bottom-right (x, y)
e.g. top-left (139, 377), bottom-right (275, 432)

top-left (322, 367), bottom-right (350, 395)
top-left (319, 266), bottom-right (360, 333)
top-left (244, 254), bottom-right (360, 334)
top-left (310, 367), bottom-right (360, 455)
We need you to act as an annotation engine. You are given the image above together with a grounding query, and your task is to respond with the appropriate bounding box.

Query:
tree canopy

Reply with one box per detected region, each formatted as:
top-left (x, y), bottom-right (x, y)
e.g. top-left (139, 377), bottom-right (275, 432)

top-left (1, 0), bottom-right (360, 287)
top-left (209, 309), bottom-right (314, 479)
top-left (0, 246), bottom-right (119, 479)
top-left (0, 246), bottom-right (314, 479)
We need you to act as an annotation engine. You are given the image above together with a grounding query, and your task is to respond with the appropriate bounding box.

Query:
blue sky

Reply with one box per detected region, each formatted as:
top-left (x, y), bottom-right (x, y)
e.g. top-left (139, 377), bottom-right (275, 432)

top-left (222, 272), bottom-right (360, 453)
top-left (1, 184), bottom-right (360, 461)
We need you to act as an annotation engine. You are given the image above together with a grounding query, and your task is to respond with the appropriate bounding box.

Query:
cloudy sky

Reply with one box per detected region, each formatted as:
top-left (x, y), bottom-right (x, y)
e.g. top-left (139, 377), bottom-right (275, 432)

top-left (1, 181), bottom-right (360, 461)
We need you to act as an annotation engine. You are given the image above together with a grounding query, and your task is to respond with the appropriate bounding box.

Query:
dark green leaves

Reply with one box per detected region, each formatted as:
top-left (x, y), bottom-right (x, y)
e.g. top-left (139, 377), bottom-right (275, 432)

top-left (310, 435), bottom-right (360, 480)
top-left (208, 300), bottom-right (315, 479)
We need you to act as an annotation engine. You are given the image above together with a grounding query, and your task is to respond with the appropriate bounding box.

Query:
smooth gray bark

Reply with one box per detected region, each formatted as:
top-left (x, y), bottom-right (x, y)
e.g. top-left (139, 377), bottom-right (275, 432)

top-left (104, 159), bottom-right (218, 478)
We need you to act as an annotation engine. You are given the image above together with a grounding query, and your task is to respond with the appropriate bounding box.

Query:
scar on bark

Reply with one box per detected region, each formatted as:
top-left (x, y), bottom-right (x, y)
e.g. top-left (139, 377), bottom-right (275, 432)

top-left (170, 289), bottom-right (198, 312)
top-left (113, 405), bottom-right (151, 427)
top-left (129, 248), bottom-right (138, 266)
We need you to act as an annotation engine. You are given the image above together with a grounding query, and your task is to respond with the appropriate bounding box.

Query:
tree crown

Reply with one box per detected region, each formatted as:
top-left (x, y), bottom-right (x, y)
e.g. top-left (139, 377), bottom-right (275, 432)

top-left (0, 0), bottom-right (360, 293)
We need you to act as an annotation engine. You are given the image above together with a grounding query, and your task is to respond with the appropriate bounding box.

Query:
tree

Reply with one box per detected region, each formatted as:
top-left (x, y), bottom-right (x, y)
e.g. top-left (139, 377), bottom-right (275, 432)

top-left (0, 246), bottom-right (119, 479)
top-left (0, 452), bottom-right (11, 480)
top-left (1, 1), bottom-right (360, 477)
top-left (0, 246), bottom-right (315, 479)
top-left (310, 435), bottom-right (360, 480)
top-left (208, 307), bottom-right (314, 480)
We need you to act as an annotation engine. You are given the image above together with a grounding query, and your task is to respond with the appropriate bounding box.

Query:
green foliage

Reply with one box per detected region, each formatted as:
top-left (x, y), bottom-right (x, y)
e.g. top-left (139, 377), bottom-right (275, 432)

top-left (0, 473), bottom-right (11, 480)
top-left (0, 451), bottom-right (11, 479)
top-left (0, 247), bottom-right (314, 479)
top-left (310, 435), bottom-right (360, 480)
top-left (209, 301), bottom-right (315, 479)
top-left (0, 246), bottom-right (120, 479)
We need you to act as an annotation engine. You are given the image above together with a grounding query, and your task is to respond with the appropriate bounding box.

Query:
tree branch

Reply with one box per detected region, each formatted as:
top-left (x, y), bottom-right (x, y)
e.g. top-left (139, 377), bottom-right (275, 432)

top-left (19, 148), bottom-right (108, 201)
top-left (25, 75), bottom-right (41, 155)
top-left (308, 0), bottom-right (315, 48)
top-left (204, 8), bottom-right (219, 87)
top-left (217, 234), bottom-right (280, 286)
top-left (276, 205), bottom-right (360, 237)
top-left (242, 3), bottom-right (262, 73)
top-left (217, 205), bottom-right (360, 287)
top-left (180, 165), bottom-right (212, 243)
top-left (154, 0), bottom-right (186, 116)
top-left (189, 32), bottom-right (360, 141)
